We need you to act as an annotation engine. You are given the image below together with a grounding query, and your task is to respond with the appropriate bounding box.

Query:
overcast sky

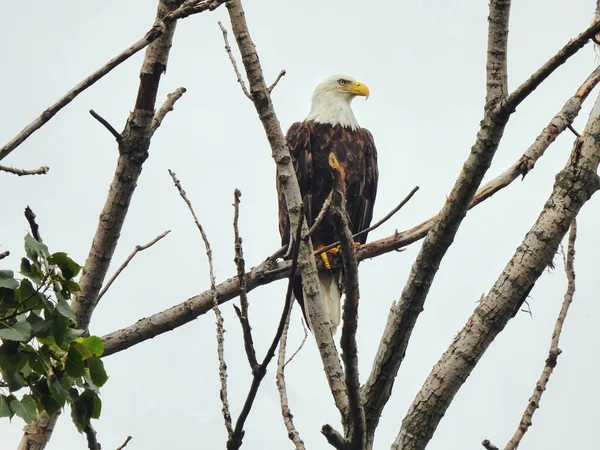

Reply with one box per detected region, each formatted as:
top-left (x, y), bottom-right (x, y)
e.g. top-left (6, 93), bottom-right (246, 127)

top-left (1, 1), bottom-right (599, 449)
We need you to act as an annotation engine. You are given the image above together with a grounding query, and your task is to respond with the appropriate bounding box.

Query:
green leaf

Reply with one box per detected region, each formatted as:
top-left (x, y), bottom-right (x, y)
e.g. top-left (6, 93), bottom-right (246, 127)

top-left (0, 270), bottom-right (19, 290)
top-left (48, 376), bottom-right (71, 401)
top-left (65, 347), bottom-right (85, 378)
top-left (80, 389), bottom-right (102, 419)
top-left (0, 321), bottom-right (32, 342)
top-left (63, 328), bottom-right (85, 346)
top-left (0, 395), bottom-right (13, 418)
top-left (24, 234), bottom-right (50, 261)
top-left (49, 314), bottom-right (68, 347)
top-left (87, 357), bottom-right (108, 387)
top-left (48, 252), bottom-right (81, 280)
top-left (71, 342), bottom-right (93, 361)
top-left (70, 395), bottom-right (89, 432)
top-left (10, 395), bottom-right (38, 423)
top-left (56, 298), bottom-right (75, 322)
top-left (80, 336), bottom-right (104, 357)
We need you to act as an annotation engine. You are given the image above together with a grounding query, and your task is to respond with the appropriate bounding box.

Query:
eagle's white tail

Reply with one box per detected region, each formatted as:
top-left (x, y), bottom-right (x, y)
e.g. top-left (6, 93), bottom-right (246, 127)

top-left (314, 271), bottom-right (342, 334)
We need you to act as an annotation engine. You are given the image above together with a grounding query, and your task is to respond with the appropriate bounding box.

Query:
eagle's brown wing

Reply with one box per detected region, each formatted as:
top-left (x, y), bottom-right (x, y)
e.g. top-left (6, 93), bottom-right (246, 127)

top-left (351, 127), bottom-right (378, 244)
top-left (277, 121), bottom-right (314, 249)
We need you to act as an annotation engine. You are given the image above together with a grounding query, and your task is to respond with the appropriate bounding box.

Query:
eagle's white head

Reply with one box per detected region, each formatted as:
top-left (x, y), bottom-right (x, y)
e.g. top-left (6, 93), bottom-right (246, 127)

top-left (306, 74), bottom-right (370, 131)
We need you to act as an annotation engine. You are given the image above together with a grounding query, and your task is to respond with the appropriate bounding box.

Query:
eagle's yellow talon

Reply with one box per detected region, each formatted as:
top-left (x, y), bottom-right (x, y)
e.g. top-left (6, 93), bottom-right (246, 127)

top-left (352, 242), bottom-right (360, 249)
top-left (320, 252), bottom-right (332, 270)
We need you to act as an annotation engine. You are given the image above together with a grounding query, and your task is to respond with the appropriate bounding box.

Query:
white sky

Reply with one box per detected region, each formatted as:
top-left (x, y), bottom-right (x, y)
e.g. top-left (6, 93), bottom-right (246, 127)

top-left (1, 1), bottom-right (599, 449)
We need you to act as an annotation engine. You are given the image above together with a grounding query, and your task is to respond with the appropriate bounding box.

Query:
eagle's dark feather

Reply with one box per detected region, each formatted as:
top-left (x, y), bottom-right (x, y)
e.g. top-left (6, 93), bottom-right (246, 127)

top-left (277, 120), bottom-right (378, 324)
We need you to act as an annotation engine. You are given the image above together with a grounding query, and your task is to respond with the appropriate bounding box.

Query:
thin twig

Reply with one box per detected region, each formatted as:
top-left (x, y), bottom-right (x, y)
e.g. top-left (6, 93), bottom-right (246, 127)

top-left (97, 230), bottom-right (171, 302)
top-left (284, 318), bottom-right (308, 367)
top-left (150, 87), bottom-right (187, 134)
top-left (268, 70), bottom-right (287, 93)
top-left (0, 164), bottom-right (49, 176)
top-left (329, 154), bottom-right (365, 448)
top-left (227, 204), bottom-right (304, 450)
top-left (306, 192), bottom-right (332, 239)
top-left (168, 169), bottom-right (233, 438)
top-left (276, 304), bottom-right (306, 450)
top-left (83, 424), bottom-right (101, 450)
top-left (89, 109), bottom-right (122, 142)
top-left (218, 21), bottom-right (252, 99)
top-left (0, 0), bottom-right (229, 161)
top-left (24, 206), bottom-right (42, 242)
top-left (0, 251), bottom-right (9, 261)
top-left (567, 124), bottom-right (581, 137)
top-left (482, 439), bottom-right (500, 450)
top-left (316, 185), bottom-right (418, 256)
top-left (232, 188), bottom-right (258, 371)
top-left (116, 436), bottom-right (133, 450)
top-left (504, 220), bottom-right (577, 450)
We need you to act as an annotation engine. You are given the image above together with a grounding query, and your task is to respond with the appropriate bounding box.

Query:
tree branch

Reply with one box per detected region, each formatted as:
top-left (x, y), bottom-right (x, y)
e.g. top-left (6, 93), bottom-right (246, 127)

top-left (482, 439), bottom-right (500, 450)
top-left (231, 188), bottom-right (258, 371)
top-left (89, 109), bottom-right (122, 142)
top-left (116, 436), bottom-right (133, 450)
top-left (268, 70), bottom-right (287, 93)
top-left (0, 0), bottom-right (228, 161)
top-left (169, 169), bottom-right (234, 438)
top-left (218, 21), bottom-right (252, 99)
top-left (485, 0), bottom-right (511, 106)
top-left (393, 92), bottom-right (600, 450)
top-left (0, 164), bottom-right (49, 176)
top-left (150, 87), bottom-right (187, 134)
top-left (0, 251), bottom-right (9, 260)
top-left (97, 230), bottom-right (171, 302)
top-left (83, 424), bottom-right (101, 450)
top-left (329, 154), bottom-right (365, 448)
top-left (225, 0), bottom-right (349, 423)
top-left (276, 309), bottom-right (307, 450)
top-left (503, 220), bottom-right (577, 450)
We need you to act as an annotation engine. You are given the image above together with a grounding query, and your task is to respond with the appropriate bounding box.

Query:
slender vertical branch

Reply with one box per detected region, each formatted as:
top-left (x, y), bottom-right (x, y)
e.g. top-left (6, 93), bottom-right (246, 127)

top-left (329, 154), bottom-right (365, 449)
top-left (227, 204), bottom-right (304, 450)
top-left (503, 221), bottom-right (577, 450)
top-left (276, 310), bottom-right (307, 450)
top-left (168, 169), bottom-right (234, 438)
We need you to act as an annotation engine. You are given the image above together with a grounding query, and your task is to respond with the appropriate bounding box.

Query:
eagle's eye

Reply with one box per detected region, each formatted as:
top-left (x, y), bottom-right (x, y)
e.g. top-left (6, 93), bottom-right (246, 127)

top-left (338, 79), bottom-right (348, 86)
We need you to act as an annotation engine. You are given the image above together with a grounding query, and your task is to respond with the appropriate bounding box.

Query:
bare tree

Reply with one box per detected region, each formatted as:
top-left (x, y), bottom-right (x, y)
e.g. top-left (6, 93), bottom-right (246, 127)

top-left (1, 0), bottom-right (599, 449)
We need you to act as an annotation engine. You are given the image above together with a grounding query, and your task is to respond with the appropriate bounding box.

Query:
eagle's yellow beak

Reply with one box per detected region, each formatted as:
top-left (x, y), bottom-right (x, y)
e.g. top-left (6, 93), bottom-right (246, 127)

top-left (343, 81), bottom-right (370, 99)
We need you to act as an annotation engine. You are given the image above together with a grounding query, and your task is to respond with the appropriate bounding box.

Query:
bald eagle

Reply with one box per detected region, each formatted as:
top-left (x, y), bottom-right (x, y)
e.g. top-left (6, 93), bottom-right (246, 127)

top-left (277, 74), bottom-right (379, 333)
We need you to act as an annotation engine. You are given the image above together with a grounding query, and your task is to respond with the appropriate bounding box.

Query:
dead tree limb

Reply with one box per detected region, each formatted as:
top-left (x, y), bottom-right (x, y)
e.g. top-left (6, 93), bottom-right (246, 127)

top-left (151, 87), bottom-right (187, 133)
top-left (276, 312), bottom-right (307, 450)
top-left (97, 230), bottom-right (171, 302)
top-left (393, 90), bottom-right (600, 450)
top-left (0, 164), bottom-right (49, 176)
top-left (329, 154), bottom-right (365, 449)
top-left (169, 169), bottom-right (234, 438)
top-left (232, 189), bottom-right (258, 371)
top-left (0, 0), bottom-right (228, 162)
top-left (503, 220), bottom-right (577, 450)
top-left (225, 0), bottom-right (350, 425)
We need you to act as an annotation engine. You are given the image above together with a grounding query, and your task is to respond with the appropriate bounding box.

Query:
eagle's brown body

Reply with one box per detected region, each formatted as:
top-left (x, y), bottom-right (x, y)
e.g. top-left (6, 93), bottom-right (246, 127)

top-left (277, 120), bottom-right (379, 328)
